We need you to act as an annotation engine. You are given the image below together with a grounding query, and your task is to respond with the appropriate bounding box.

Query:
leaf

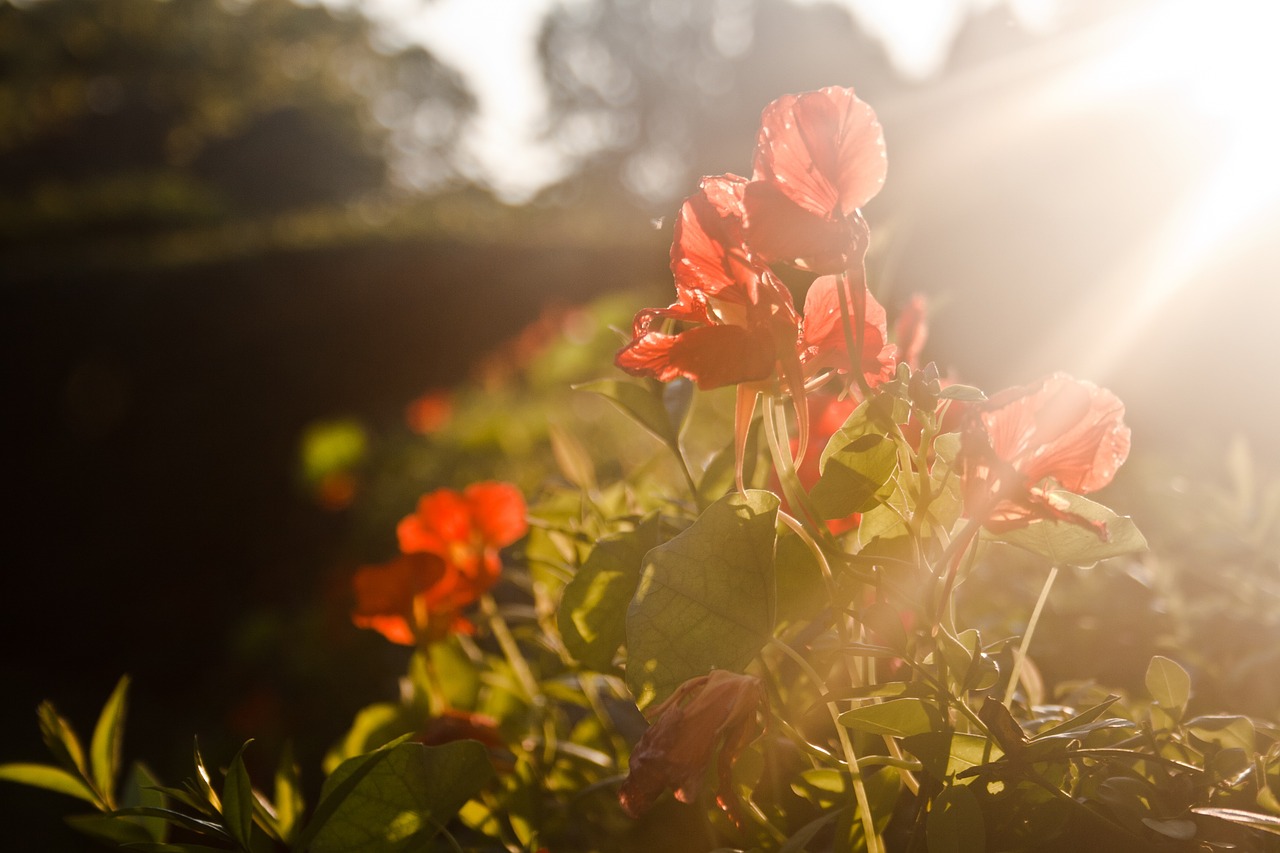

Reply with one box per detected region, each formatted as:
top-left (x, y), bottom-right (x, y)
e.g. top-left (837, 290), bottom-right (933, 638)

top-left (121, 762), bottom-right (168, 843)
top-left (112, 806), bottom-right (231, 840)
top-left (90, 675), bottom-right (130, 809)
top-left (927, 784), bottom-right (986, 853)
top-left (66, 813), bottom-right (155, 845)
top-left (301, 740), bottom-right (493, 853)
top-left (0, 763), bottom-right (99, 805)
top-left (1192, 807), bottom-right (1280, 837)
top-left (900, 733), bottom-right (1002, 783)
top-left (274, 742), bottom-right (304, 844)
top-left (221, 742), bottom-right (255, 851)
top-left (558, 517), bottom-right (663, 671)
top-left (839, 698), bottom-right (944, 738)
top-left (989, 492), bottom-right (1148, 567)
top-left (625, 490), bottom-right (778, 709)
top-left (1032, 695), bottom-right (1121, 740)
top-left (938, 385), bottom-right (987, 402)
top-left (1146, 655), bottom-right (1191, 714)
top-left (1186, 716), bottom-right (1256, 754)
top-left (575, 379), bottom-right (681, 450)
top-left (810, 433), bottom-right (898, 520)
top-left (548, 423), bottom-right (597, 492)
top-left (780, 807), bottom-right (847, 853)
top-left (37, 701), bottom-right (93, 796)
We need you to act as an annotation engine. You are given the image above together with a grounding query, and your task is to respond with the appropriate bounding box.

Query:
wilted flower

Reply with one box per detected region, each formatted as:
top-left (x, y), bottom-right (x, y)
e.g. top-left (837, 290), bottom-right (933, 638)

top-left (618, 670), bottom-right (767, 825)
top-left (960, 373), bottom-right (1131, 535)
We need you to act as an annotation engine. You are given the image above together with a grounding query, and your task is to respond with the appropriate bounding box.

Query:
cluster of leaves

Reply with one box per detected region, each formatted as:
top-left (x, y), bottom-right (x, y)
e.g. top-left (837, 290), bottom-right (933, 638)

top-left (9, 84), bottom-right (1280, 853)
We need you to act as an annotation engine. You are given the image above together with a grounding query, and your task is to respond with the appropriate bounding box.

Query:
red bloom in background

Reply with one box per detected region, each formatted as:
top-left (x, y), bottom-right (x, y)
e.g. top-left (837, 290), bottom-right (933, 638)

top-left (960, 374), bottom-right (1131, 535)
top-left (744, 86), bottom-right (886, 273)
top-left (352, 482), bottom-right (528, 645)
top-left (619, 670), bottom-right (766, 825)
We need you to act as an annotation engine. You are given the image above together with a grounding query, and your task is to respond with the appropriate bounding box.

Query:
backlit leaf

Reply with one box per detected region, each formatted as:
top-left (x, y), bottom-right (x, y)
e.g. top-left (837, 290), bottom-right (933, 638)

top-left (90, 675), bottom-right (130, 809)
top-left (927, 785), bottom-right (986, 853)
top-left (839, 698), bottom-right (944, 738)
top-left (575, 379), bottom-right (681, 450)
top-left (625, 490), bottom-right (778, 709)
top-left (0, 763), bottom-right (97, 805)
top-left (221, 742), bottom-right (254, 851)
top-left (810, 433), bottom-right (897, 519)
top-left (989, 492), bottom-right (1147, 567)
top-left (302, 740), bottom-right (493, 853)
top-left (1146, 655), bottom-right (1191, 714)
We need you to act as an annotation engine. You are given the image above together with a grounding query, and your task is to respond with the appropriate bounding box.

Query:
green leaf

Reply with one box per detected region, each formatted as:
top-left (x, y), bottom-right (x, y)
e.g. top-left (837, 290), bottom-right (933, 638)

top-left (1186, 716), bottom-right (1256, 754)
top-left (558, 517), bottom-right (663, 671)
top-left (927, 785), bottom-right (986, 853)
top-left (90, 675), bottom-right (130, 809)
top-left (323, 702), bottom-right (417, 774)
top-left (274, 743), bottom-right (304, 844)
top-left (301, 740), bottom-right (493, 853)
top-left (1192, 807), bottom-right (1280, 837)
top-left (548, 423), bottom-right (597, 492)
top-left (988, 492), bottom-right (1147, 567)
top-left (1146, 655), bottom-right (1191, 714)
top-left (839, 698), bottom-right (944, 738)
top-left (121, 762), bottom-right (168, 843)
top-left (810, 433), bottom-right (898, 520)
top-left (221, 742), bottom-right (254, 851)
top-left (779, 808), bottom-right (847, 853)
top-left (0, 762), bottom-right (98, 805)
top-left (112, 806), bottom-right (231, 840)
top-left (626, 490), bottom-right (778, 709)
top-left (190, 740), bottom-right (221, 812)
top-left (938, 385), bottom-right (987, 402)
top-left (37, 701), bottom-right (92, 794)
top-left (66, 813), bottom-right (155, 845)
top-left (575, 379), bottom-right (680, 450)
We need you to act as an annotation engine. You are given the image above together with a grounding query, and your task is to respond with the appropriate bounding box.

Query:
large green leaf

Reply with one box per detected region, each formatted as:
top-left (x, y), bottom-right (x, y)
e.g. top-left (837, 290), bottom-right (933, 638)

top-left (988, 491), bottom-right (1147, 566)
top-left (301, 740), bottom-right (493, 853)
top-left (626, 490), bottom-right (778, 709)
top-left (558, 517), bottom-right (664, 671)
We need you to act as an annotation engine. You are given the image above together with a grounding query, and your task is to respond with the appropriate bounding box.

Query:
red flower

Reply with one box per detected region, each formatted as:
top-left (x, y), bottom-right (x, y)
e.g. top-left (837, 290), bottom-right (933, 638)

top-left (618, 670), bottom-right (766, 825)
top-left (960, 374), bottom-right (1131, 535)
top-left (801, 272), bottom-right (897, 389)
top-left (616, 178), bottom-right (804, 392)
top-left (744, 86), bottom-right (887, 273)
top-left (352, 482), bottom-right (528, 645)
top-left (351, 552), bottom-right (469, 644)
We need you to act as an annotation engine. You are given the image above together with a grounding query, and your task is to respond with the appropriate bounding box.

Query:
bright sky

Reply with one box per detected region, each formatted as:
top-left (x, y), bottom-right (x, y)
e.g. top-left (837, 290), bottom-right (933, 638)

top-left (342, 0), bottom-right (1059, 201)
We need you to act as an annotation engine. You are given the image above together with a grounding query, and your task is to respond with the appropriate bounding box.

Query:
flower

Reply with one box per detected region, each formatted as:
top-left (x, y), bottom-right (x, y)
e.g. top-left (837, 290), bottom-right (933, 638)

top-left (800, 272), bottom-right (897, 388)
top-left (405, 390), bottom-right (453, 435)
top-left (351, 552), bottom-right (465, 644)
top-left (352, 482), bottom-right (528, 645)
top-left (959, 373), bottom-right (1131, 535)
top-left (743, 86), bottom-right (887, 273)
top-left (618, 670), bottom-right (767, 825)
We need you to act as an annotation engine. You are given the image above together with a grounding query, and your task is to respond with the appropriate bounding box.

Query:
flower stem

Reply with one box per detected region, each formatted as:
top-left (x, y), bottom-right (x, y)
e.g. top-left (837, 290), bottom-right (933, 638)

top-left (1002, 565), bottom-right (1059, 708)
top-left (480, 593), bottom-right (543, 710)
top-left (770, 638), bottom-right (884, 853)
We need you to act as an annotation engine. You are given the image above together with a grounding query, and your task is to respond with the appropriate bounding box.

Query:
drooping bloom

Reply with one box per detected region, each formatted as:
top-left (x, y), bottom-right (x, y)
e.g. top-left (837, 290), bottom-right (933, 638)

top-left (743, 86), bottom-right (887, 273)
top-left (352, 482), bottom-right (528, 644)
top-left (959, 374), bottom-right (1131, 535)
top-left (618, 670), bottom-right (767, 825)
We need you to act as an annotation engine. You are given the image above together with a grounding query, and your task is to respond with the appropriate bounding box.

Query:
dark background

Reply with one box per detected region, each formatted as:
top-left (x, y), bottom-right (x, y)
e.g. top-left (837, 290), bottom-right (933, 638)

top-left (4, 0), bottom-right (1277, 848)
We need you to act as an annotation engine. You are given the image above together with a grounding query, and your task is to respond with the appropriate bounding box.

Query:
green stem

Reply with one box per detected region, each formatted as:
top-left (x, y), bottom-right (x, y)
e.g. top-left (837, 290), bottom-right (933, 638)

top-left (770, 638), bottom-right (884, 853)
top-left (480, 594), bottom-right (543, 710)
top-left (1002, 565), bottom-right (1059, 708)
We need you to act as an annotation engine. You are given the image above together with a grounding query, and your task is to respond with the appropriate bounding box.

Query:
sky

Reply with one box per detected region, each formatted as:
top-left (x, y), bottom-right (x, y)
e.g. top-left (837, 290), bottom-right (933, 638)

top-left (339, 0), bottom-right (1064, 200)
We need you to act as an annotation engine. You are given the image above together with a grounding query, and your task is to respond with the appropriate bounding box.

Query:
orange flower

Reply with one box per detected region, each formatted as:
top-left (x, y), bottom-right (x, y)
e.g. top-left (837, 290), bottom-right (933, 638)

top-left (960, 374), bottom-right (1131, 535)
top-left (618, 670), bottom-right (767, 825)
top-left (352, 482), bottom-right (528, 645)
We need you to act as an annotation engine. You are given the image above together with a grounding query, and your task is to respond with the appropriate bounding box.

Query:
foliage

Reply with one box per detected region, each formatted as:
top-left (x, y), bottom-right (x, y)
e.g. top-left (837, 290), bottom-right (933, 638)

top-left (8, 83), bottom-right (1280, 853)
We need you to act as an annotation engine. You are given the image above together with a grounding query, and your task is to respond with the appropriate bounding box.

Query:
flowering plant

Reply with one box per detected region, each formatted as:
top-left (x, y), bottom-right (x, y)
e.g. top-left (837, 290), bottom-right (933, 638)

top-left (7, 85), bottom-right (1280, 853)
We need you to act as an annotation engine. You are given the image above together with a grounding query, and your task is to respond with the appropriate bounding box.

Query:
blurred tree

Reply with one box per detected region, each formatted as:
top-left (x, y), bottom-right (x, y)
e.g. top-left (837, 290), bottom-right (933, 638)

top-left (0, 0), bottom-right (474, 252)
top-left (535, 0), bottom-right (903, 210)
